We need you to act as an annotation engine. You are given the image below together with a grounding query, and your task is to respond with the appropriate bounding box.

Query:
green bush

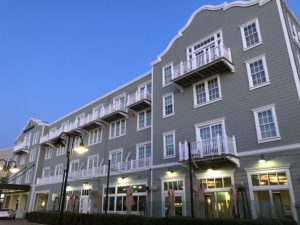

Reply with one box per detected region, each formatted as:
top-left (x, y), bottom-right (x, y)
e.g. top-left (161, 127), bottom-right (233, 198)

top-left (26, 211), bottom-right (296, 225)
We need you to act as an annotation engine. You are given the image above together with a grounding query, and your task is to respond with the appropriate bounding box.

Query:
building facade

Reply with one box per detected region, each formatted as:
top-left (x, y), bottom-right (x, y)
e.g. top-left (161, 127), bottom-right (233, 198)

top-left (2, 0), bottom-right (300, 222)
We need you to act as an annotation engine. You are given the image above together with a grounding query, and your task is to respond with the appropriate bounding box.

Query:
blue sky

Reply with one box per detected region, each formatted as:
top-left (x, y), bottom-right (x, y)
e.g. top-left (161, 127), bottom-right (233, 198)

top-left (0, 0), bottom-right (299, 149)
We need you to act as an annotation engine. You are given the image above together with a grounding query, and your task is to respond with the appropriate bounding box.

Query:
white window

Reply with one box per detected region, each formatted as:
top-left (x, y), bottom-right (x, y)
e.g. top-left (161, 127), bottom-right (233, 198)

top-left (29, 148), bottom-right (36, 162)
top-left (195, 118), bottom-right (225, 141)
top-left (61, 121), bottom-right (70, 132)
top-left (113, 94), bottom-right (126, 111)
top-left (246, 55), bottom-right (270, 89)
top-left (87, 155), bottom-right (99, 169)
top-left (162, 63), bottom-right (173, 86)
top-left (110, 119), bottom-right (126, 139)
top-left (56, 146), bottom-right (66, 156)
top-left (163, 131), bottom-right (175, 158)
top-left (138, 81), bottom-right (152, 97)
top-left (137, 109), bottom-right (151, 130)
top-left (137, 142), bottom-right (151, 160)
top-left (20, 155), bottom-right (26, 165)
top-left (93, 105), bottom-right (103, 118)
top-left (75, 114), bottom-right (85, 127)
top-left (42, 167), bottom-right (51, 178)
top-left (69, 160), bottom-right (79, 175)
top-left (193, 76), bottom-right (222, 107)
top-left (45, 148), bottom-right (53, 160)
top-left (163, 93), bottom-right (174, 117)
top-left (16, 175), bottom-right (23, 184)
top-left (240, 18), bottom-right (262, 50)
top-left (54, 164), bottom-right (64, 176)
top-left (109, 149), bottom-right (123, 164)
top-left (73, 136), bottom-right (81, 148)
top-left (24, 133), bottom-right (31, 149)
top-left (25, 170), bottom-right (33, 183)
top-left (32, 132), bottom-right (40, 145)
top-left (88, 127), bottom-right (102, 145)
top-left (253, 105), bottom-right (281, 143)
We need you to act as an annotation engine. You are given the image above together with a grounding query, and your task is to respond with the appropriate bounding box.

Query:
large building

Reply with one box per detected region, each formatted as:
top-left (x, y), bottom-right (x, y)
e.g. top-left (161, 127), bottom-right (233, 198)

top-left (2, 0), bottom-right (300, 222)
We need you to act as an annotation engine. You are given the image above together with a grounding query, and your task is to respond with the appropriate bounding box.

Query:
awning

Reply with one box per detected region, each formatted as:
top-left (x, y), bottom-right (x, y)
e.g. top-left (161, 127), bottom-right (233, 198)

top-left (0, 184), bottom-right (30, 194)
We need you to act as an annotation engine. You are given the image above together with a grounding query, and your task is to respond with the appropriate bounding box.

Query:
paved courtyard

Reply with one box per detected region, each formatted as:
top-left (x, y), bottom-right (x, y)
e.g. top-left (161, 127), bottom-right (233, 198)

top-left (0, 219), bottom-right (27, 225)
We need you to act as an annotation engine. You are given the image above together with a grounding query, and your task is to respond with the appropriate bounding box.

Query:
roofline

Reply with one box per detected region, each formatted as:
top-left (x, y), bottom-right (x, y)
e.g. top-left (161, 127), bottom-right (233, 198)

top-left (15, 118), bottom-right (48, 141)
top-left (49, 70), bottom-right (152, 126)
top-left (151, 0), bottom-right (272, 66)
top-left (282, 0), bottom-right (300, 27)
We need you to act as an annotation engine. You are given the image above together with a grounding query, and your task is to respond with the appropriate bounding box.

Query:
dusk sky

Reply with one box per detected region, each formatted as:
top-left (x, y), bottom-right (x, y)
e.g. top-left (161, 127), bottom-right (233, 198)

top-left (0, 0), bottom-right (299, 149)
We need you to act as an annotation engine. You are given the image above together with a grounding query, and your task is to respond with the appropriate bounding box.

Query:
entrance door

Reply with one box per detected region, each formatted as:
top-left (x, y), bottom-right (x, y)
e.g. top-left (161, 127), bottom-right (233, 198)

top-left (254, 191), bottom-right (272, 218)
top-left (272, 190), bottom-right (293, 219)
top-left (205, 192), bottom-right (230, 219)
top-left (164, 194), bottom-right (183, 216)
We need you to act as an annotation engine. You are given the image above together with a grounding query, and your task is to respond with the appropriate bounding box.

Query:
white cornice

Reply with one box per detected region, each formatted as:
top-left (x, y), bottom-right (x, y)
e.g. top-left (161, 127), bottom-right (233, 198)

top-left (15, 117), bottom-right (48, 141)
top-left (151, 0), bottom-right (271, 66)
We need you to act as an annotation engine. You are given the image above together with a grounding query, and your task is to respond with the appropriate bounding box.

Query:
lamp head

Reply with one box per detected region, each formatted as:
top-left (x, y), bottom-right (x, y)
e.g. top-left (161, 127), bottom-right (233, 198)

top-left (10, 165), bottom-right (19, 174)
top-left (53, 138), bottom-right (66, 148)
top-left (258, 155), bottom-right (267, 164)
top-left (73, 141), bottom-right (88, 154)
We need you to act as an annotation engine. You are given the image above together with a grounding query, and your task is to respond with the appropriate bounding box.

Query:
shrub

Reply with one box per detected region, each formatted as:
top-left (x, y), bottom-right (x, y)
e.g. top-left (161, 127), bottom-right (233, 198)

top-left (26, 211), bottom-right (297, 225)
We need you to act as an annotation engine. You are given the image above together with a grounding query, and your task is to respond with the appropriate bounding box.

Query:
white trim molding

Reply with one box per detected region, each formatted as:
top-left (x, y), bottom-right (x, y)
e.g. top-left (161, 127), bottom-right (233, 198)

top-left (240, 17), bottom-right (263, 51)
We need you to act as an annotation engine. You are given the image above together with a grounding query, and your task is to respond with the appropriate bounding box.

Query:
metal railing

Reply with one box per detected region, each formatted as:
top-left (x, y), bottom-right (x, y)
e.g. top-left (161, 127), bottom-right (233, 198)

top-left (14, 141), bottom-right (30, 152)
top-left (36, 174), bottom-right (63, 186)
top-left (179, 135), bottom-right (237, 161)
top-left (127, 91), bottom-right (151, 106)
top-left (173, 46), bottom-right (232, 80)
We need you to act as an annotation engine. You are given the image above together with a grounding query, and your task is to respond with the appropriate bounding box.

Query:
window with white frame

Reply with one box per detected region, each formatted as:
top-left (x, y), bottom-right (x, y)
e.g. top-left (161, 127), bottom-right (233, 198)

top-left (24, 133), bottom-right (31, 148)
top-left (54, 163), bottom-right (64, 176)
top-left (56, 146), bottom-right (66, 156)
top-left (20, 155), bottom-right (26, 165)
top-left (32, 132), bottom-right (40, 145)
top-left (163, 93), bottom-right (174, 117)
top-left (288, 17), bottom-right (300, 45)
top-left (137, 142), bottom-right (151, 160)
top-left (75, 114), bottom-right (85, 127)
top-left (137, 109), bottom-right (151, 130)
top-left (253, 105), bottom-right (280, 143)
top-left (16, 175), bottom-right (22, 184)
top-left (88, 127), bottom-right (102, 145)
top-left (25, 169), bottom-right (33, 183)
top-left (93, 105), bottom-right (103, 118)
top-left (42, 167), bottom-right (51, 178)
top-left (45, 147), bottom-right (53, 160)
top-left (195, 119), bottom-right (225, 141)
top-left (193, 76), bottom-right (222, 107)
top-left (110, 149), bottom-right (122, 164)
top-left (162, 64), bottom-right (173, 86)
top-left (29, 148), bottom-right (36, 162)
top-left (240, 18), bottom-right (262, 50)
top-left (69, 160), bottom-right (79, 175)
top-left (163, 131), bottom-right (175, 158)
top-left (87, 154), bottom-right (99, 170)
top-left (73, 136), bottom-right (81, 148)
top-left (246, 55), bottom-right (270, 89)
top-left (61, 121), bottom-right (69, 132)
top-left (110, 119), bottom-right (126, 139)
top-left (138, 81), bottom-right (152, 97)
top-left (113, 94), bottom-right (126, 111)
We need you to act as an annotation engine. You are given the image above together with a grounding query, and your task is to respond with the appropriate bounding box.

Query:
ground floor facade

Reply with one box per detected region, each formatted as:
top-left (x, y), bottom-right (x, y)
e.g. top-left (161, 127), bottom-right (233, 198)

top-left (7, 148), bottom-right (300, 223)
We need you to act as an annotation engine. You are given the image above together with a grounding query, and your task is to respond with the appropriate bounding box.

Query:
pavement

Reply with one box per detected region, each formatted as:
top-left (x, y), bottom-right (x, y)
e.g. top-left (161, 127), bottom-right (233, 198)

top-left (0, 219), bottom-right (27, 225)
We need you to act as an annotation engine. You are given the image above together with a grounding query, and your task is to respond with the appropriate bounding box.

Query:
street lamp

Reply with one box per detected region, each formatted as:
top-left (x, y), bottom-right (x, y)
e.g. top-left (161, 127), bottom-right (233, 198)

top-left (54, 132), bottom-right (88, 225)
top-left (0, 159), bottom-right (19, 183)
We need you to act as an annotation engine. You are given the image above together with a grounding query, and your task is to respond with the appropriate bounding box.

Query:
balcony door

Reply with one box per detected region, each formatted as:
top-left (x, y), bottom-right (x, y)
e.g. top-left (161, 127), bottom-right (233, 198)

top-left (113, 94), bottom-right (126, 111)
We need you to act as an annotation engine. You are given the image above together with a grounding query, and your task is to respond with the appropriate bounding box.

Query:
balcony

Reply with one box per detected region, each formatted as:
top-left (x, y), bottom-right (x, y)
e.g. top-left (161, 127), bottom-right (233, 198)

top-left (100, 102), bottom-right (128, 123)
top-left (13, 141), bottom-right (30, 154)
top-left (80, 112), bottom-right (103, 130)
top-left (172, 46), bottom-right (234, 88)
top-left (127, 91), bottom-right (151, 112)
top-left (36, 174), bottom-right (63, 186)
top-left (179, 135), bottom-right (239, 166)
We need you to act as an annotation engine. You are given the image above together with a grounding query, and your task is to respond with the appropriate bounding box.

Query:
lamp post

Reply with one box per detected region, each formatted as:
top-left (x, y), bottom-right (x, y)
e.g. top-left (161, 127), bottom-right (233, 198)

top-left (55, 132), bottom-right (88, 225)
top-left (0, 158), bottom-right (19, 208)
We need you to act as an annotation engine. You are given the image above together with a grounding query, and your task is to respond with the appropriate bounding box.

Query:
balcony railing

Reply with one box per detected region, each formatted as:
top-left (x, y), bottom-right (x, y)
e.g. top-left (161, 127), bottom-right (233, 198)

top-left (36, 158), bottom-right (152, 186)
top-left (36, 174), bottom-right (63, 186)
top-left (14, 141), bottom-right (30, 153)
top-left (128, 91), bottom-right (151, 106)
top-left (102, 102), bottom-right (127, 117)
top-left (179, 135), bottom-right (237, 161)
top-left (172, 46), bottom-right (233, 87)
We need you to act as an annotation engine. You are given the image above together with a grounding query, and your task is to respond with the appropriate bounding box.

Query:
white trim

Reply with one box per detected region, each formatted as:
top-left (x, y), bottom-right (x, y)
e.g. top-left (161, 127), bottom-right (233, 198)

top-left (245, 54), bottom-right (270, 90)
top-left (33, 190), bottom-right (50, 211)
top-left (151, 0), bottom-right (271, 65)
top-left (162, 63), bottom-right (173, 87)
top-left (109, 118), bottom-right (126, 139)
top-left (240, 17), bottom-right (263, 51)
top-left (162, 92), bottom-right (174, 118)
top-left (276, 0), bottom-right (300, 101)
top-left (193, 75), bottom-right (222, 108)
top-left (87, 154), bottom-right (99, 169)
top-left (15, 118), bottom-right (48, 141)
top-left (252, 104), bottom-right (281, 143)
top-left (137, 108), bottom-right (151, 131)
top-left (162, 130), bottom-right (176, 159)
top-left (136, 141), bottom-right (151, 160)
top-left (54, 163), bottom-right (64, 176)
top-left (88, 127), bottom-right (102, 146)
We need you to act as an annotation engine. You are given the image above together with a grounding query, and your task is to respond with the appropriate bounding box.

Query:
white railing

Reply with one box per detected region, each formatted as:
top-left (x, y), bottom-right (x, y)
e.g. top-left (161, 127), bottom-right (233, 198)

top-left (173, 46), bottom-right (232, 80)
top-left (179, 135), bottom-right (237, 161)
top-left (14, 141), bottom-right (30, 152)
top-left (127, 91), bottom-right (151, 106)
top-left (36, 174), bottom-right (63, 185)
top-left (102, 102), bottom-right (127, 118)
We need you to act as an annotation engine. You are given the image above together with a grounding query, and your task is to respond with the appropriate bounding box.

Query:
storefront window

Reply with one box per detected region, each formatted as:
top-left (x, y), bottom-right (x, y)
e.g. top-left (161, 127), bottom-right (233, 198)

top-left (251, 172), bottom-right (288, 186)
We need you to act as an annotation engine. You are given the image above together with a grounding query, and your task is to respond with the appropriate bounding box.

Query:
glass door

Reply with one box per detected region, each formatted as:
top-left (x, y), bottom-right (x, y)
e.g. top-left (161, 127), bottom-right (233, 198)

top-left (272, 190), bottom-right (293, 219)
top-left (254, 191), bottom-right (272, 218)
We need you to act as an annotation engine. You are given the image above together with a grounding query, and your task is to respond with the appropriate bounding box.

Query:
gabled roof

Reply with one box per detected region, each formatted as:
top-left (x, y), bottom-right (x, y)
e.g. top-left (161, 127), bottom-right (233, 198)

top-left (15, 118), bottom-right (48, 142)
top-left (151, 0), bottom-right (272, 65)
